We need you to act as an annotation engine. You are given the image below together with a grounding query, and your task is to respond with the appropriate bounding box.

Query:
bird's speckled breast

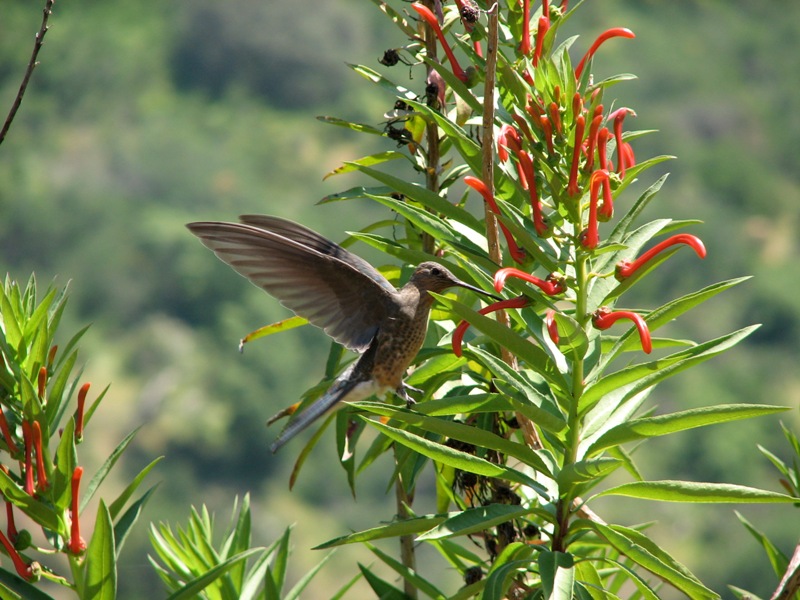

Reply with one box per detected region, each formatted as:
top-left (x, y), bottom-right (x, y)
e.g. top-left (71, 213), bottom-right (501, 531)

top-left (371, 289), bottom-right (433, 389)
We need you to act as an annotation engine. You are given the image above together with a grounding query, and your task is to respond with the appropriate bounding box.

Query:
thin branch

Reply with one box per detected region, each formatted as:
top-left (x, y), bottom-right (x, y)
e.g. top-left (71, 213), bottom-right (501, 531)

top-left (0, 0), bottom-right (55, 146)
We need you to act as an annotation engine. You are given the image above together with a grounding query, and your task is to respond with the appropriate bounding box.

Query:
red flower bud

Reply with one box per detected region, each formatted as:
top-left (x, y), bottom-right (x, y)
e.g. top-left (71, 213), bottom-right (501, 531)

top-left (75, 382), bottom-right (90, 441)
top-left (616, 234), bottom-right (707, 280)
top-left (568, 114), bottom-right (586, 196)
top-left (609, 107), bottom-right (636, 177)
top-left (411, 3), bottom-right (468, 83)
top-left (21, 421), bottom-right (34, 496)
top-left (47, 344), bottom-right (58, 368)
top-left (37, 367), bottom-right (46, 400)
top-left (516, 150), bottom-right (548, 236)
top-left (580, 169), bottom-right (608, 250)
top-left (498, 124), bottom-right (522, 162)
top-left (452, 296), bottom-right (530, 357)
top-left (464, 176), bottom-right (526, 263)
top-left (596, 127), bottom-right (611, 171)
top-left (0, 528), bottom-right (33, 580)
top-left (520, 0), bottom-right (531, 56)
top-left (539, 116), bottom-right (554, 155)
top-left (571, 92), bottom-right (583, 121)
top-left (547, 101), bottom-right (562, 135)
top-left (584, 111), bottom-right (603, 172)
top-left (0, 411), bottom-right (18, 455)
top-left (533, 15), bottom-right (549, 66)
top-left (511, 114), bottom-right (534, 142)
top-left (32, 422), bottom-right (48, 493)
top-left (494, 268), bottom-right (565, 295)
top-left (592, 306), bottom-right (652, 354)
top-left (575, 27), bottom-right (636, 80)
top-left (69, 467), bottom-right (86, 555)
top-left (545, 309), bottom-right (559, 344)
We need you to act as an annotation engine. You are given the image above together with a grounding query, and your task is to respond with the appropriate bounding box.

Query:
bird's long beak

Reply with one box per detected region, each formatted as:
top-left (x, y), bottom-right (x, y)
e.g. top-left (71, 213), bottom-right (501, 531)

top-left (452, 279), bottom-right (503, 302)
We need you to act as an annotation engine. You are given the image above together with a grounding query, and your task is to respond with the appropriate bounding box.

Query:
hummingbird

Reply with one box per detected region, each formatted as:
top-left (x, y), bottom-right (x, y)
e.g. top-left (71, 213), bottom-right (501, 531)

top-left (186, 215), bottom-right (500, 452)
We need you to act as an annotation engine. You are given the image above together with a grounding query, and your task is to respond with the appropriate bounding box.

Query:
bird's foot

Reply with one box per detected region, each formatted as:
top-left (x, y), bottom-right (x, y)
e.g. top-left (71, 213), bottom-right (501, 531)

top-left (397, 383), bottom-right (421, 408)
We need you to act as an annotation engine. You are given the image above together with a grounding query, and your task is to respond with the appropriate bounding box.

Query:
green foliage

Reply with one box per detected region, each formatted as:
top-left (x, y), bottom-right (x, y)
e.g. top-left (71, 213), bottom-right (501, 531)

top-left (148, 496), bottom-right (339, 600)
top-left (256, 0), bottom-right (799, 597)
top-left (0, 278), bottom-right (157, 598)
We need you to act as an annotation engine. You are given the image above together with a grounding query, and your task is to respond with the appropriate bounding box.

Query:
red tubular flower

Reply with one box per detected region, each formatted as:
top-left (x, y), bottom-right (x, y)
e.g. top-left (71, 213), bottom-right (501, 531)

top-left (592, 306), bottom-right (652, 354)
top-left (526, 95), bottom-right (544, 121)
top-left (498, 124), bottom-right (522, 162)
top-left (590, 168), bottom-right (613, 221)
top-left (539, 116), bottom-right (554, 154)
top-left (545, 309), bottom-right (559, 344)
top-left (511, 114), bottom-right (534, 142)
top-left (452, 296), bottom-right (530, 357)
top-left (547, 101), bottom-right (562, 135)
top-left (5, 500), bottom-right (18, 542)
top-left (575, 27), bottom-right (636, 80)
top-left (568, 115), bottom-right (586, 196)
top-left (580, 170), bottom-right (607, 250)
top-left (32, 422), bottom-right (48, 493)
top-left (584, 110), bottom-right (603, 171)
top-left (596, 127), bottom-right (611, 171)
top-left (609, 107), bottom-right (636, 177)
top-left (619, 142), bottom-right (636, 172)
top-left (0, 529), bottom-right (32, 580)
top-left (75, 382), bottom-right (90, 441)
top-left (571, 92), bottom-right (583, 122)
top-left (69, 467), bottom-right (86, 555)
top-left (515, 151), bottom-right (548, 236)
top-left (532, 15), bottom-right (549, 66)
top-left (464, 176), bottom-right (526, 263)
top-left (21, 421), bottom-right (34, 496)
top-left (47, 344), bottom-right (58, 370)
top-left (37, 367), bottom-right (46, 399)
top-left (561, 0), bottom-right (568, 10)
top-left (411, 4), bottom-right (468, 83)
top-left (0, 411), bottom-right (19, 455)
top-left (616, 234), bottom-right (707, 280)
top-left (520, 0), bottom-right (531, 56)
top-left (494, 267), bottom-right (565, 295)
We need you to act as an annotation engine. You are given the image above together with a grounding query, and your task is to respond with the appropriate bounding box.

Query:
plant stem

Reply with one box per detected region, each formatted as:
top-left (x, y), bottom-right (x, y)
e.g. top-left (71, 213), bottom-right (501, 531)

top-left (395, 472), bottom-right (417, 599)
top-left (554, 251), bottom-right (589, 552)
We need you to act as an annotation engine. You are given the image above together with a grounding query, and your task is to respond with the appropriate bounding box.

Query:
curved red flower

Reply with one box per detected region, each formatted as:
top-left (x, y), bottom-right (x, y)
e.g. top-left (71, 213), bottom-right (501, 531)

top-left (592, 306), bottom-right (652, 354)
top-left (575, 27), bottom-right (636, 80)
top-left (411, 3), bottom-right (468, 83)
top-left (464, 176), bottom-right (526, 262)
top-left (452, 296), bottom-right (530, 357)
top-left (616, 234), bottom-right (707, 280)
top-left (494, 267), bottom-right (565, 295)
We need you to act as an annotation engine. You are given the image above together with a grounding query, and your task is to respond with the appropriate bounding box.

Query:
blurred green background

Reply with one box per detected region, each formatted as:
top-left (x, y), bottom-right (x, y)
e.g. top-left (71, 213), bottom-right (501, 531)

top-left (1, 0), bottom-right (798, 597)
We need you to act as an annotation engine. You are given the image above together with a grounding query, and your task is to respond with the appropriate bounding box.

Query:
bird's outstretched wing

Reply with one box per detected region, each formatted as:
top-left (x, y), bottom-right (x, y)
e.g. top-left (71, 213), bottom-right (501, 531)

top-left (187, 217), bottom-right (396, 352)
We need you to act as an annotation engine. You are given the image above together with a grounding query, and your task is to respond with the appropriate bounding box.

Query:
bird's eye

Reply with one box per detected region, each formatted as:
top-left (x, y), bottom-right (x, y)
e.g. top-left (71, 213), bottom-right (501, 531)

top-left (431, 267), bottom-right (441, 276)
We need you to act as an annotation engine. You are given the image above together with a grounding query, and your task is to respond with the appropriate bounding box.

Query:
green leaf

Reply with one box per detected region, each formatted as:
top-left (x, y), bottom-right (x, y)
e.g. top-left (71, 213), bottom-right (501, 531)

top-left (239, 316), bottom-right (308, 346)
top-left (366, 543), bottom-right (446, 600)
top-left (595, 480), bottom-right (798, 503)
top-left (315, 115), bottom-right (384, 136)
top-left (314, 514), bottom-right (448, 549)
top-left (557, 458), bottom-right (621, 489)
top-left (585, 404), bottom-right (789, 457)
top-left (351, 401), bottom-right (553, 476)
top-left (0, 571), bottom-right (56, 600)
top-left (417, 504), bottom-right (532, 541)
top-left (164, 549), bottom-right (265, 600)
top-left (114, 485), bottom-right (159, 558)
top-left (357, 563), bottom-right (408, 600)
top-left (734, 511), bottom-right (788, 578)
top-left (324, 151), bottom-right (408, 179)
top-left (285, 551), bottom-right (336, 600)
top-left (83, 500), bottom-right (117, 600)
top-left (587, 522), bottom-right (718, 599)
top-left (81, 428), bottom-right (139, 513)
top-left (362, 418), bottom-right (546, 495)
top-left (483, 543), bottom-right (535, 600)
top-left (108, 456), bottom-right (163, 520)
top-left (0, 469), bottom-right (61, 532)
top-left (539, 551), bottom-right (575, 600)
top-left (435, 295), bottom-right (560, 387)
top-left (579, 326), bottom-right (759, 415)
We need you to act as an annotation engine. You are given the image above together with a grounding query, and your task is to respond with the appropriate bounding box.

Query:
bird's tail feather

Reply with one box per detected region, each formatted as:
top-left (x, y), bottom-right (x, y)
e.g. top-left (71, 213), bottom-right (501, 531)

top-left (269, 375), bottom-right (364, 453)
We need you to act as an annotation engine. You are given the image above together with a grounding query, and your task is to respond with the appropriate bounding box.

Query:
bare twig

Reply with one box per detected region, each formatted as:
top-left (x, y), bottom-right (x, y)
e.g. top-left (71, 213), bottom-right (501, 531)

top-left (771, 542), bottom-right (800, 600)
top-left (0, 0), bottom-right (55, 146)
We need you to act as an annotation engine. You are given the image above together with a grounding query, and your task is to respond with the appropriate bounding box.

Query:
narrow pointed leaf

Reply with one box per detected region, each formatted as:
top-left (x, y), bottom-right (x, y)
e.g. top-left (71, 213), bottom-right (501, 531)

top-left (84, 501), bottom-right (117, 600)
top-left (595, 480), bottom-right (798, 503)
top-left (417, 504), bottom-right (532, 541)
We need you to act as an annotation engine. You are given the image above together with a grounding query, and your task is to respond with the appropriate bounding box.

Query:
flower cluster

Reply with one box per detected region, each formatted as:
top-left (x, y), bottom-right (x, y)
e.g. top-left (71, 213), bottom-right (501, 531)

top-left (445, 1), bottom-right (705, 357)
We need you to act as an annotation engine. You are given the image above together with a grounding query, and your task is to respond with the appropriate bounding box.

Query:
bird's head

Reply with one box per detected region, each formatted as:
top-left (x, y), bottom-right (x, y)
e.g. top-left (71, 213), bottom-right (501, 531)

top-left (410, 262), bottom-right (501, 300)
